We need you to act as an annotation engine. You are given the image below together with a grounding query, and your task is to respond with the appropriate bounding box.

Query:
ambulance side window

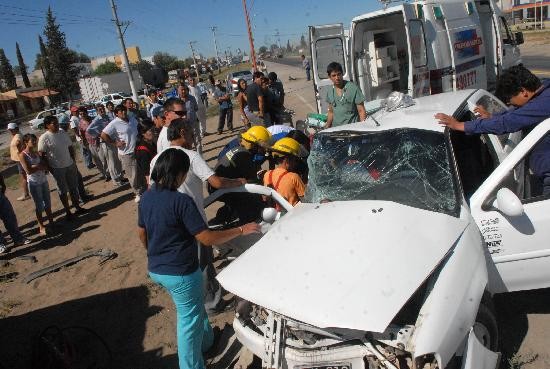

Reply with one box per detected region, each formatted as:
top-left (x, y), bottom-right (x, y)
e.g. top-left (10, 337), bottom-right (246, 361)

top-left (315, 38), bottom-right (345, 80)
top-left (409, 20), bottom-right (427, 67)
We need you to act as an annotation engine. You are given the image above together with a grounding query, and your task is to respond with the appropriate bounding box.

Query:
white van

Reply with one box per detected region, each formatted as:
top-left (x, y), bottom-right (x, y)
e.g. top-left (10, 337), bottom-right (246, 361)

top-left (309, 0), bottom-right (524, 114)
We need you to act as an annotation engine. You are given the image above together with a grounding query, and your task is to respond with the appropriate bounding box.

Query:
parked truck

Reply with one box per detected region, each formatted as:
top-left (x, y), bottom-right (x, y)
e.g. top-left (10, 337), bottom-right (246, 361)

top-left (309, 0), bottom-right (524, 113)
top-left (78, 72), bottom-right (144, 104)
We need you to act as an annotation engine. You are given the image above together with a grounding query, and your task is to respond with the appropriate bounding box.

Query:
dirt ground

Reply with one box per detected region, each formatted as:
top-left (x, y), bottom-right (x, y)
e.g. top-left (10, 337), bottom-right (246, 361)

top-left (1, 57), bottom-right (549, 369)
top-left (0, 61), bottom-right (313, 369)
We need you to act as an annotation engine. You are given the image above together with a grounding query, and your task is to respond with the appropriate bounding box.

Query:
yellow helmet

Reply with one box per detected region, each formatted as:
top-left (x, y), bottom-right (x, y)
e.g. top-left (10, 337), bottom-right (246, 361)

top-left (241, 126), bottom-right (271, 146)
top-left (271, 137), bottom-right (301, 157)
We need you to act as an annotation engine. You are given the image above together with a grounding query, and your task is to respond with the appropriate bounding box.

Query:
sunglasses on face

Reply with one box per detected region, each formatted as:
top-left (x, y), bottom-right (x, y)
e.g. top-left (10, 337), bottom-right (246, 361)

top-left (172, 110), bottom-right (187, 117)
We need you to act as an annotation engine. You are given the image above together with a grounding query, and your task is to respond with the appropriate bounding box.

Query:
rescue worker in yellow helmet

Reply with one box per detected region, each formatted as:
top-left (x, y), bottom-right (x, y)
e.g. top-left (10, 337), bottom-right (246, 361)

top-left (212, 126), bottom-right (272, 224)
top-left (264, 137), bottom-right (308, 206)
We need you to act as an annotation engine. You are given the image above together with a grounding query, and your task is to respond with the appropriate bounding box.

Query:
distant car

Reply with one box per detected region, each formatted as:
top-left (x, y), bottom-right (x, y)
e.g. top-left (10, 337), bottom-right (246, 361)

top-left (29, 108), bottom-right (67, 130)
top-left (226, 70), bottom-right (253, 96)
top-left (95, 92), bottom-right (130, 107)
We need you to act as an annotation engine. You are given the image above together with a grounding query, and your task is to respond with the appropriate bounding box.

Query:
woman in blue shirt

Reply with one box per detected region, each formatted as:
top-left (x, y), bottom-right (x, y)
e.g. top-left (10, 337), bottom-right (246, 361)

top-left (138, 149), bottom-right (260, 369)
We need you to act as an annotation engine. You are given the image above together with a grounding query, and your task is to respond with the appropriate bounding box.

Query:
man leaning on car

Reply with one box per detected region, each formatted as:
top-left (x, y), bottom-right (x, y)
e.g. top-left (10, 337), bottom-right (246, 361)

top-left (435, 65), bottom-right (550, 195)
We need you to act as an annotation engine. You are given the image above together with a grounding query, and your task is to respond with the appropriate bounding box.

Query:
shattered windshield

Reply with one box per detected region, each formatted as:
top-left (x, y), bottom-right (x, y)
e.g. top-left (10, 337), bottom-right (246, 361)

top-left (305, 129), bottom-right (459, 216)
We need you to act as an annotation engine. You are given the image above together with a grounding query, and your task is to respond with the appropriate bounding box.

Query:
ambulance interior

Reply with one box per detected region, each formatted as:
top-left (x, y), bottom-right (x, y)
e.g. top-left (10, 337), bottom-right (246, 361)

top-left (352, 12), bottom-right (410, 102)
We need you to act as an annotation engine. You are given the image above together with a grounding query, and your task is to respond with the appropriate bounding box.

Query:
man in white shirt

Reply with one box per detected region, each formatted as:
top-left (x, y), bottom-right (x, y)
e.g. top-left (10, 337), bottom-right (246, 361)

top-left (146, 89), bottom-right (162, 118)
top-left (188, 77), bottom-right (208, 137)
top-left (156, 97), bottom-right (187, 153)
top-left (149, 118), bottom-right (247, 314)
top-left (38, 115), bottom-right (87, 220)
top-left (101, 104), bottom-right (140, 200)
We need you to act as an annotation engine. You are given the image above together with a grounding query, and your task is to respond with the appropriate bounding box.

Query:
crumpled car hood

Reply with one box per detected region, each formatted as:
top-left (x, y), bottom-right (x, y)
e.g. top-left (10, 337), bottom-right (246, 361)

top-left (218, 201), bottom-right (468, 332)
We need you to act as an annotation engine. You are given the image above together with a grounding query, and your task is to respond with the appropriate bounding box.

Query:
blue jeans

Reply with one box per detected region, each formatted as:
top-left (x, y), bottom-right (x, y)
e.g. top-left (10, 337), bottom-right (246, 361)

top-left (149, 268), bottom-right (214, 369)
top-left (306, 67), bottom-right (311, 81)
top-left (28, 181), bottom-right (51, 213)
top-left (0, 193), bottom-right (24, 245)
top-left (81, 145), bottom-right (93, 168)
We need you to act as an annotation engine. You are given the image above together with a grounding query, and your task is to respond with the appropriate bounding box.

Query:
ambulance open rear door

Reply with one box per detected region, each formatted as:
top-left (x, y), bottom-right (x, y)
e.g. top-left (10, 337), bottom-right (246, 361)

top-left (309, 23), bottom-right (349, 114)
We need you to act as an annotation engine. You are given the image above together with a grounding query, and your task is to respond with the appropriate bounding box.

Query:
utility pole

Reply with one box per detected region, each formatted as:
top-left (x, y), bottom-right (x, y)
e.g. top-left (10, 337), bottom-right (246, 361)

top-left (275, 29), bottom-right (281, 49)
top-left (109, 0), bottom-right (138, 103)
top-left (189, 41), bottom-right (198, 74)
top-left (242, 0), bottom-right (257, 71)
top-left (210, 26), bottom-right (221, 67)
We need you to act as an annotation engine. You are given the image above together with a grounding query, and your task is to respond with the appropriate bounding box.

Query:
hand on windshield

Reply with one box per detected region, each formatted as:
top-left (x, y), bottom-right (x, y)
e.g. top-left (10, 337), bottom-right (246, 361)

top-left (474, 105), bottom-right (491, 119)
top-left (434, 113), bottom-right (465, 132)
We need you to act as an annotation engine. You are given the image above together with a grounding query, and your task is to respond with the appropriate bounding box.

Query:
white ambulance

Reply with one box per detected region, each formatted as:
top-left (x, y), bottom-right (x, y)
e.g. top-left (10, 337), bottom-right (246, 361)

top-left (309, 0), bottom-right (524, 114)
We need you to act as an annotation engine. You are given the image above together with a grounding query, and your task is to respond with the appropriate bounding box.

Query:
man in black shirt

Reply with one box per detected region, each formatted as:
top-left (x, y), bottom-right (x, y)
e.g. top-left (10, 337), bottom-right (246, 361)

top-left (245, 71), bottom-right (268, 126)
top-left (267, 72), bottom-right (285, 124)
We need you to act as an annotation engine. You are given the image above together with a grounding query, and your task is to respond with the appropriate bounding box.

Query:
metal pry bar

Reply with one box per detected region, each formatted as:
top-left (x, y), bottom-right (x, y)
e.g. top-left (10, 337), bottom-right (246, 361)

top-left (23, 249), bottom-right (117, 284)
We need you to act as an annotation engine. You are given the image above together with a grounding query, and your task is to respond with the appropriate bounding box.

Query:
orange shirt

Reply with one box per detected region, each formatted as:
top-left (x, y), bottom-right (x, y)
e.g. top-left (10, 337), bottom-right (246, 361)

top-left (263, 167), bottom-right (306, 206)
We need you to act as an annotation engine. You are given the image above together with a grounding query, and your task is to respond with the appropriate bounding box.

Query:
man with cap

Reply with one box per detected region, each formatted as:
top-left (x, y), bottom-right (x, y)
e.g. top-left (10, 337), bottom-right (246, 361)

top-left (8, 122), bottom-right (30, 201)
top-left (213, 80), bottom-right (233, 134)
top-left (86, 104), bottom-right (114, 181)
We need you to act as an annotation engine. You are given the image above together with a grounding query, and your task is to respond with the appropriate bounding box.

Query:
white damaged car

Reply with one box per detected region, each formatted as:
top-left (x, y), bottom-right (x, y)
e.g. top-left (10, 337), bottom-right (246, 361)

top-left (214, 90), bottom-right (550, 369)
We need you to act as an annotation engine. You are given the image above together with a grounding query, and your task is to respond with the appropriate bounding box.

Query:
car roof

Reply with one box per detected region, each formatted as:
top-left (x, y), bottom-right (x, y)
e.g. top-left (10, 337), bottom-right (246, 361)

top-left (325, 89), bottom-right (476, 134)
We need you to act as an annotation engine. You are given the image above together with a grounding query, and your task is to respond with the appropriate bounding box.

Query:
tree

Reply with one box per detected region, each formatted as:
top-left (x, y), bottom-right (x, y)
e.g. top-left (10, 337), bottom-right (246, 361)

top-left (67, 49), bottom-right (90, 63)
top-left (152, 52), bottom-right (178, 71)
top-left (0, 48), bottom-right (17, 91)
top-left (300, 34), bottom-right (307, 49)
top-left (43, 7), bottom-right (80, 99)
top-left (286, 39), bottom-right (292, 53)
top-left (259, 46), bottom-right (268, 54)
top-left (16, 42), bottom-right (31, 88)
top-left (93, 61), bottom-right (121, 76)
top-left (167, 60), bottom-right (186, 71)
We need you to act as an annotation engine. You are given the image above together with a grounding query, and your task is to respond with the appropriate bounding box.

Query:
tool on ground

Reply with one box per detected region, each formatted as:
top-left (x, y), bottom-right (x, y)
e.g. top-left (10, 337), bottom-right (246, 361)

top-left (23, 249), bottom-right (117, 284)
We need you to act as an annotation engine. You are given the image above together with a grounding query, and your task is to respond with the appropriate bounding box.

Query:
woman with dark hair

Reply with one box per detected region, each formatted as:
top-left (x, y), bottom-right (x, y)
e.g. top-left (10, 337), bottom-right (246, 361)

top-left (134, 119), bottom-right (157, 201)
top-left (236, 78), bottom-right (250, 128)
top-left (19, 134), bottom-right (54, 235)
top-left (138, 148), bottom-right (260, 369)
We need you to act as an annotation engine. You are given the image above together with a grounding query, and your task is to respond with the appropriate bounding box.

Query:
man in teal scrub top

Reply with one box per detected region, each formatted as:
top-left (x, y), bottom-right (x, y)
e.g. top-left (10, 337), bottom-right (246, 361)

top-left (325, 62), bottom-right (367, 128)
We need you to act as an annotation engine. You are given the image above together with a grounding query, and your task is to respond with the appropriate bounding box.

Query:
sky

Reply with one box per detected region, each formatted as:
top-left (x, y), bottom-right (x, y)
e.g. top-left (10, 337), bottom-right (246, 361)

top-left (0, 0), bottom-right (380, 70)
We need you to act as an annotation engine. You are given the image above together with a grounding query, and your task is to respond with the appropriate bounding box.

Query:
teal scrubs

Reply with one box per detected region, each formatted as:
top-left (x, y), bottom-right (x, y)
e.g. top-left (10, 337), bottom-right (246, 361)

top-left (326, 81), bottom-right (366, 126)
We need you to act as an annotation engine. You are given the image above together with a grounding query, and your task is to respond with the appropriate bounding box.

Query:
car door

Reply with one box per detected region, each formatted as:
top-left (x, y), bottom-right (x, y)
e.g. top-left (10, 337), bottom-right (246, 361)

top-left (204, 184), bottom-right (293, 258)
top-left (465, 90), bottom-right (524, 196)
top-left (494, 15), bottom-right (521, 70)
top-left (470, 118), bottom-right (550, 293)
top-left (308, 23), bottom-right (349, 114)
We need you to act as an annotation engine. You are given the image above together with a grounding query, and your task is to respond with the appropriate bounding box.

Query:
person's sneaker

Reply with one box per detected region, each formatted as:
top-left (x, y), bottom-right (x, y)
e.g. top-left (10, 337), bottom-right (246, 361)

top-left (120, 177), bottom-right (129, 183)
top-left (105, 176), bottom-right (112, 182)
top-left (16, 195), bottom-right (30, 201)
top-left (134, 195), bottom-right (141, 203)
top-left (0, 244), bottom-right (7, 254)
top-left (15, 238), bottom-right (32, 246)
top-left (113, 181), bottom-right (124, 187)
top-left (74, 207), bottom-right (88, 215)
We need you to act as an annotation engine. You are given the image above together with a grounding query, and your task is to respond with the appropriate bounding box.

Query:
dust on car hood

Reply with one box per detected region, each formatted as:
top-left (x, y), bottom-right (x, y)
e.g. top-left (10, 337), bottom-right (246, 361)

top-left (217, 200), bottom-right (468, 332)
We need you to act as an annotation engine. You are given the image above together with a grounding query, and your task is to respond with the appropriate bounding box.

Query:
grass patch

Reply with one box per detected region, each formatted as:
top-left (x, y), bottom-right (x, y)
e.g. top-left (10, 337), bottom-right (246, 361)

top-left (508, 352), bottom-right (539, 369)
top-left (0, 299), bottom-right (22, 318)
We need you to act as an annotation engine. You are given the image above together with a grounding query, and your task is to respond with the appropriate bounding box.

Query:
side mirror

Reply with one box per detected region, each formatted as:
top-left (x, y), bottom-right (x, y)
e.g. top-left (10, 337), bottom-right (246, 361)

top-left (262, 207), bottom-right (278, 224)
top-left (514, 32), bottom-right (524, 45)
top-left (492, 188), bottom-right (524, 217)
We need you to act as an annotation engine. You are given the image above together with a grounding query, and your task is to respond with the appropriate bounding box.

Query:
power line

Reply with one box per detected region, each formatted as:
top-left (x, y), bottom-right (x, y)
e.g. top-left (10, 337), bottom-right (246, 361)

top-left (0, 2), bottom-right (111, 22)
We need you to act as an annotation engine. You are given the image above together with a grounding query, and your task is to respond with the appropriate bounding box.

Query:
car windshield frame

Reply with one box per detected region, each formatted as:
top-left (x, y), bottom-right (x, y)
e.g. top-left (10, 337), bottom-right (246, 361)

top-left (305, 128), bottom-right (462, 217)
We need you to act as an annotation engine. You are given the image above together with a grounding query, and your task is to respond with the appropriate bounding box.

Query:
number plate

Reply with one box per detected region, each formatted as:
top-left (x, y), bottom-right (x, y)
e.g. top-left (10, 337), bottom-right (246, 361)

top-left (297, 364), bottom-right (351, 369)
